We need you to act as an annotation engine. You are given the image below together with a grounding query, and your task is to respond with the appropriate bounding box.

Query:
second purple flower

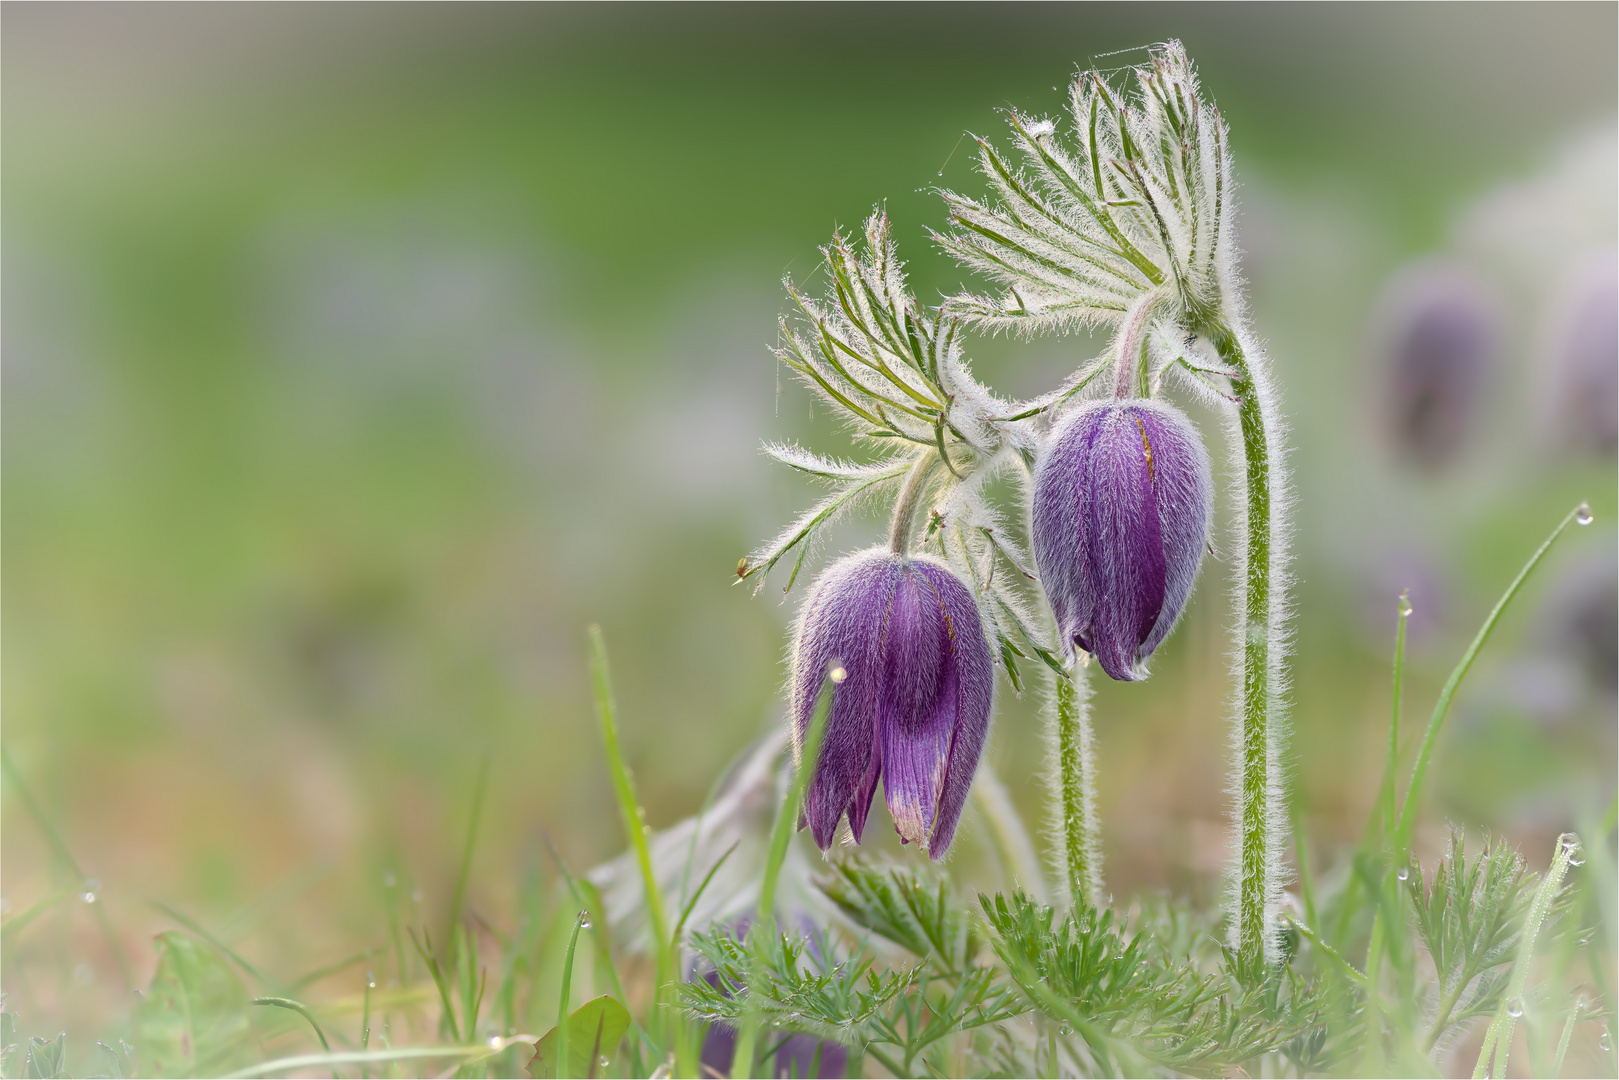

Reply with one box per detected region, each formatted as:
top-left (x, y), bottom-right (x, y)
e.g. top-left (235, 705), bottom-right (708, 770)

top-left (790, 549), bottom-right (993, 858)
top-left (1032, 399), bottom-right (1214, 682)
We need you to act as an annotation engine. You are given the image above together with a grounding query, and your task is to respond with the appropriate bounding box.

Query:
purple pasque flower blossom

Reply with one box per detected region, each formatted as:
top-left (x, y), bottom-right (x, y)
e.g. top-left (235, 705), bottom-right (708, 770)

top-left (790, 548), bottom-right (993, 858)
top-left (1032, 398), bottom-right (1214, 682)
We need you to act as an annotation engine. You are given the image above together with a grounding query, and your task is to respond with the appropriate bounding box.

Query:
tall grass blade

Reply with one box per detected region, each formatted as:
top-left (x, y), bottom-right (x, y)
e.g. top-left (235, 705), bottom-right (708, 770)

top-left (2, 750), bottom-right (134, 987)
top-left (1396, 503), bottom-right (1587, 853)
top-left (446, 757), bottom-right (490, 948)
top-left (556, 912), bottom-right (585, 1080)
top-left (588, 625), bottom-right (687, 1069)
top-left (733, 666), bottom-right (836, 1079)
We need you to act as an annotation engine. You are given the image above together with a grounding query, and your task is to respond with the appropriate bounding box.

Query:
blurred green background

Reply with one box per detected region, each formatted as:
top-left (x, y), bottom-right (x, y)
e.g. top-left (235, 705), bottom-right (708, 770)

top-left (3, 1), bottom-right (1615, 1043)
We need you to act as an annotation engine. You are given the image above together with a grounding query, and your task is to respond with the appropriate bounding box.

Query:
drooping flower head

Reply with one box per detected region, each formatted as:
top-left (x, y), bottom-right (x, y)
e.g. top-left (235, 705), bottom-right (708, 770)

top-left (1032, 399), bottom-right (1214, 681)
top-left (790, 549), bottom-right (993, 858)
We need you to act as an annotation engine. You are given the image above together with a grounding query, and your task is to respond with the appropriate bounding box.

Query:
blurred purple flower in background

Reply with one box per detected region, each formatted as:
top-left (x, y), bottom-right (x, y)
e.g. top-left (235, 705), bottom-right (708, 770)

top-left (789, 549), bottom-right (993, 858)
top-left (1548, 255), bottom-right (1618, 454)
top-left (1374, 266), bottom-right (1501, 470)
top-left (1031, 400), bottom-right (1214, 682)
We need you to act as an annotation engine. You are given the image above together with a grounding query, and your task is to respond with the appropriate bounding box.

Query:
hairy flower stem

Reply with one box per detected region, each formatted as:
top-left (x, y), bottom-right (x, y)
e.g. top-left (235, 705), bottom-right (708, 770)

top-left (1052, 665), bottom-right (1103, 908)
top-left (888, 453), bottom-right (941, 555)
top-left (1204, 320), bottom-right (1288, 979)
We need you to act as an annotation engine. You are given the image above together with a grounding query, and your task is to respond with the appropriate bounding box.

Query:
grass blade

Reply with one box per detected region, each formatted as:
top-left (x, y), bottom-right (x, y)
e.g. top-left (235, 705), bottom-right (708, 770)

top-left (588, 626), bottom-right (688, 1070)
top-left (1396, 503), bottom-right (1588, 852)
top-left (556, 912), bottom-right (586, 1080)
top-left (732, 665), bottom-right (837, 1079)
top-left (446, 757), bottom-right (490, 947)
top-left (250, 997), bottom-right (330, 1052)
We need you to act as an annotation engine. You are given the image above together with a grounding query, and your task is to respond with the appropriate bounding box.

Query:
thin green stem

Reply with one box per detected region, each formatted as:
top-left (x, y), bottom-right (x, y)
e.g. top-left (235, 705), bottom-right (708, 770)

top-left (1053, 666), bottom-right (1102, 908)
top-left (1395, 503), bottom-right (1588, 854)
top-left (888, 454), bottom-right (941, 555)
top-left (1383, 593), bottom-right (1411, 837)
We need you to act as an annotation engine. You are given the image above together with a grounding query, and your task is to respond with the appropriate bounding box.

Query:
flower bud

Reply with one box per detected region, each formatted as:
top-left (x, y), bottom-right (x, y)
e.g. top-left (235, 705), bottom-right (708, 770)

top-left (1032, 399), bottom-right (1214, 681)
top-left (790, 549), bottom-right (993, 858)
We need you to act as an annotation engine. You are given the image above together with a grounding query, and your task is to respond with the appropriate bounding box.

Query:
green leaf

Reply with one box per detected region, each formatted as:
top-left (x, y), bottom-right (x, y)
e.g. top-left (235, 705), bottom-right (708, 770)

top-left (134, 932), bottom-right (254, 1078)
top-left (24, 1033), bottom-right (67, 1079)
top-left (526, 996), bottom-right (630, 1079)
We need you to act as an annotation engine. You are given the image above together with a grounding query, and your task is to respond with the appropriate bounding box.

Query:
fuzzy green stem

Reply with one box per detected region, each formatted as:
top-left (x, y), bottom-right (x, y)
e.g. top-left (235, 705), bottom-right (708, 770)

top-left (1205, 320), bottom-right (1284, 979)
top-left (1053, 665), bottom-right (1102, 908)
top-left (1113, 286), bottom-right (1174, 399)
top-left (888, 454), bottom-right (941, 554)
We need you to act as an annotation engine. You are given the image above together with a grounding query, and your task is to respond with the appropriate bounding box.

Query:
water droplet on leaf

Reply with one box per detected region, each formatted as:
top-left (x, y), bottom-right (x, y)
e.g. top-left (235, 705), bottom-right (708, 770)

top-left (488, 1036), bottom-right (502, 1048)
top-left (1396, 866), bottom-right (1410, 882)
top-left (1506, 997), bottom-right (1524, 1018)
top-left (830, 665), bottom-right (848, 684)
top-left (1576, 502), bottom-right (1593, 525)
top-left (367, 972), bottom-right (377, 989)
top-left (1601, 1028), bottom-right (1611, 1051)
top-left (1398, 591), bottom-right (1413, 617)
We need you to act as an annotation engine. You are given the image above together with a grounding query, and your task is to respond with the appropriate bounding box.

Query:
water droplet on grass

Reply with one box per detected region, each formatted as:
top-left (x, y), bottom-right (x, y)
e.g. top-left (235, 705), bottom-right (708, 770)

top-left (1506, 997), bottom-right (1524, 1018)
top-left (367, 972), bottom-right (377, 989)
top-left (1576, 502), bottom-right (1594, 525)
top-left (830, 666), bottom-right (848, 684)
top-left (1601, 1028), bottom-right (1611, 1051)
top-left (488, 1036), bottom-right (502, 1048)
top-left (600, 1057), bottom-right (611, 1069)
top-left (1396, 866), bottom-right (1410, 882)
top-left (81, 879), bottom-right (99, 903)
top-left (579, 912), bottom-right (593, 929)
top-left (1398, 590), bottom-right (1413, 617)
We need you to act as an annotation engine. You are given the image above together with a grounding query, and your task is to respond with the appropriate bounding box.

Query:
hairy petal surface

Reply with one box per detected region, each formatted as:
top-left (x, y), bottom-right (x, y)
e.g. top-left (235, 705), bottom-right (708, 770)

top-left (789, 550), bottom-right (994, 857)
top-left (1033, 399), bottom-right (1213, 681)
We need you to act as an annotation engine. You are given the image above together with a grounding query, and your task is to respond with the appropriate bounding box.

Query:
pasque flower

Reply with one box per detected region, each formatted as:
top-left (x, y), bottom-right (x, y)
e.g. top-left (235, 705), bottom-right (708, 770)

top-left (790, 548), bottom-right (993, 858)
top-left (1032, 399), bottom-right (1214, 682)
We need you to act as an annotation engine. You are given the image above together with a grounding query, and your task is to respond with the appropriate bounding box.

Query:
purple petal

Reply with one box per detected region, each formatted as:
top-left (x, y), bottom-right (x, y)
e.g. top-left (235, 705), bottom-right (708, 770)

top-left (876, 562), bottom-right (956, 848)
top-left (1032, 403), bottom-right (1107, 655)
top-left (1084, 406), bottom-right (1165, 680)
top-left (1134, 401), bottom-right (1214, 660)
top-left (908, 560), bottom-right (994, 858)
top-left (790, 551), bottom-right (898, 849)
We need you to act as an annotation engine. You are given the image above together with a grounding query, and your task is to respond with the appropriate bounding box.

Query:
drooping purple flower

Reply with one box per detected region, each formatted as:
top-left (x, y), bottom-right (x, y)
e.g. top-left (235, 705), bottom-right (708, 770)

top-left (790, 549), bottom-right (993, 857)
top-left (1031, 398), bottom-right (1214, 682)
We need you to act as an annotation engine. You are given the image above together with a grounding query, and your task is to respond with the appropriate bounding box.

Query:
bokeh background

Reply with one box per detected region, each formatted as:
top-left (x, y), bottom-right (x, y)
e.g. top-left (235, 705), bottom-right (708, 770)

top-left (4, 0), bottom-right (1616, 1050)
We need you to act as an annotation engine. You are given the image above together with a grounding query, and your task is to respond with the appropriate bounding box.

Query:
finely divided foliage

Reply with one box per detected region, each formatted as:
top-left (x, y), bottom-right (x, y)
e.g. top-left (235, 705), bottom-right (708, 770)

top-left (3, 41), bottom-right (1605, 1080)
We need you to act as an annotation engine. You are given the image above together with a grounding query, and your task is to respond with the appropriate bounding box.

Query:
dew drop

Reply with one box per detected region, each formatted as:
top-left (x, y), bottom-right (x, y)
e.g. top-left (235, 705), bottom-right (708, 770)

top-left (367, 972), bottom-right (377, 989)
top-left (488, 1036), bottom-right (502, 1049)
top-left (1570, 854), bottom-right (1586, 867)
top-left (830, 665), bottom-right (848, 684)
top-left (579, 912), bottom-right (593, 929)
top-left (600, 1056), bottom-right (611, 1069)
top-left (936, 171), bottom-right (944, 177)
top-left (81, 879), bottom-right (99, 904)
top-left (1398, 591), bottom-right (1413, 617)
top-left (1506, 997), bottom-right (1524, 1018)
top-left (1576, 502), bottom-right (1594, 525)
top-left (1601, 1028), bottom-right (1611, 1051)
top-left (1396, 866), bottom-right (1410, 882)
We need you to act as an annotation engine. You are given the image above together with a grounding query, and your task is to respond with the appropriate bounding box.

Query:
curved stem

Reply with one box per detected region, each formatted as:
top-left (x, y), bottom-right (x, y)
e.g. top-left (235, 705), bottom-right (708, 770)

top-left (1052, 664), bottom-right (1103, 908)
top-left (1112, 285), bottom-right (1174, 399)
top-left (1205, 320), bottom-right (1287, 979)
top-left (888, 454), bottom-right (941, 555)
